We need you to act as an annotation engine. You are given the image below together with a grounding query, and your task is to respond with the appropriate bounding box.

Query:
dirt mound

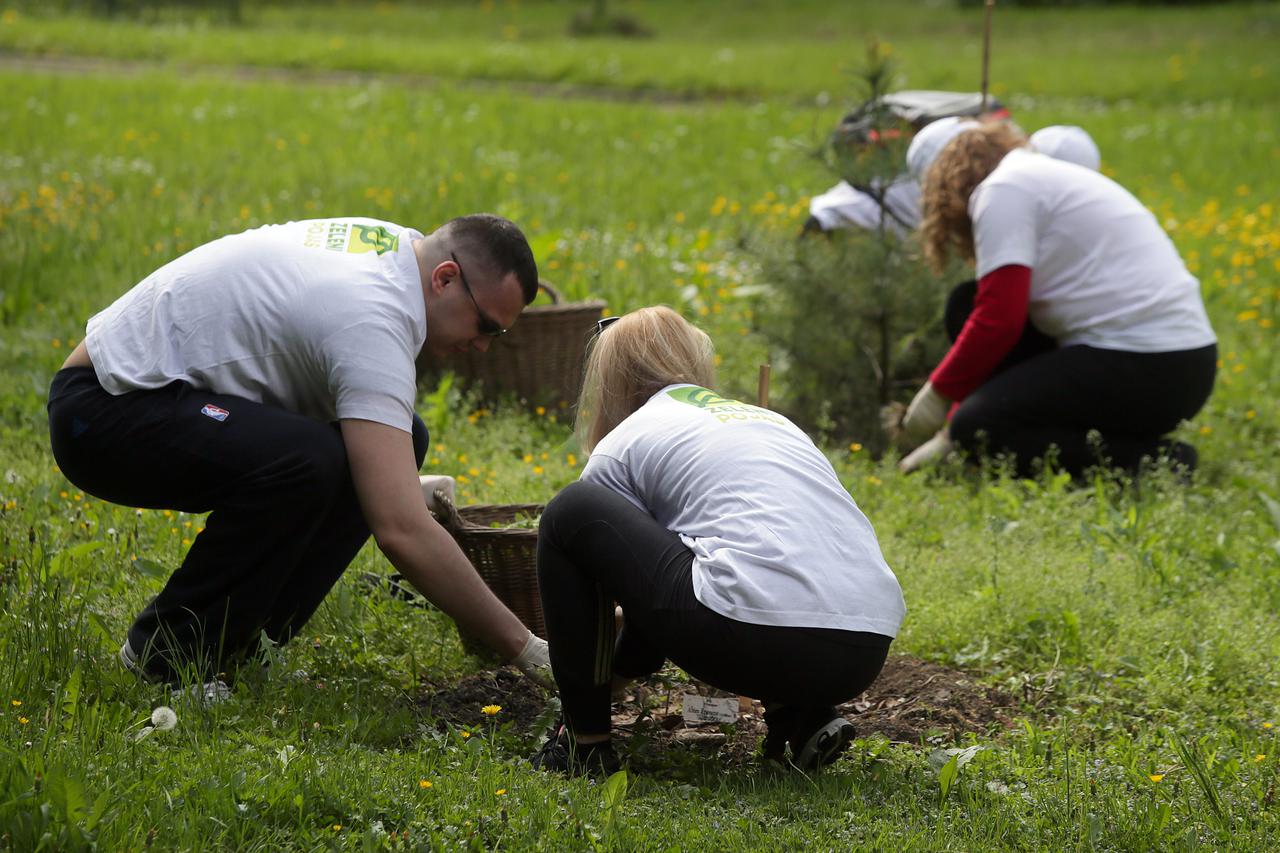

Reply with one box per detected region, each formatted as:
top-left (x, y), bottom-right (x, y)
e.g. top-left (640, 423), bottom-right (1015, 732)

top-left (416, 655), bottom-right (1019, 768)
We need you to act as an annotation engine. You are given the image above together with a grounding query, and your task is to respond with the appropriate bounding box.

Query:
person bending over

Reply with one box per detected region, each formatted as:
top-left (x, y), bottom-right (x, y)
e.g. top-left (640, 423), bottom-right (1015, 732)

top-left (48, 214), bottom-right (552, 692)
top-left (530, 306), bottom-right (906, 775)
top-left (893, 121), bottom-right (1216, 477)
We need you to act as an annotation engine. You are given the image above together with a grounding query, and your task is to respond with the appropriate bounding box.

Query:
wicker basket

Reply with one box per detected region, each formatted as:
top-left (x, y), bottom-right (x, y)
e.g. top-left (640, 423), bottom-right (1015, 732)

top-left (434, 492), bottom-right (545, 657)
top-left (418, 281), bottom-right (606, 409)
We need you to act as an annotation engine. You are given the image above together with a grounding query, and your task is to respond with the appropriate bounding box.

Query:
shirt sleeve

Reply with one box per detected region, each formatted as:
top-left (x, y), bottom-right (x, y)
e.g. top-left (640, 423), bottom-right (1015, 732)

top-left (929, 265), bottom-right (1033, 402)
top-left (323, 321), bottom-right (418, 431)
top-left (970, 180), bottom-right (1039, 278)
top-left (580, 452), bottom-right (649, 514)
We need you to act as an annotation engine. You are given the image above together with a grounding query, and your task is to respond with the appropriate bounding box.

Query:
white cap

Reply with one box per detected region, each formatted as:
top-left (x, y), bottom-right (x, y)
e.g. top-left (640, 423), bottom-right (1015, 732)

top-left (905, 116), bottom-right (978, 182)
top-left (1030, 125), bottom-right (1101, 171)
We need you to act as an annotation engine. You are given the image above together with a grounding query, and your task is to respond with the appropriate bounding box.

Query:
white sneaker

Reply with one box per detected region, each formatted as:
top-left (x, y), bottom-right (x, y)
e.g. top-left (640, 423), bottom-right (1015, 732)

top-left (898, 429), bottom-right (955, 474)
top-left (170, 679), bottom-right (232, 705)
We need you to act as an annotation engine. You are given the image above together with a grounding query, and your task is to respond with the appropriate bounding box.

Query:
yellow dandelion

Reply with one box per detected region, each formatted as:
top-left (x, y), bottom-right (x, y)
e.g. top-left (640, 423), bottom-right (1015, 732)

top-left (1198, 425), bottom-right (1211, 436)
top-left (1256, 754), bottom-right (1266, 763)
top-left (419, 779), bottom-right (433, 789)
top-left (1148, 774), bottom-right (1164, 783)
top-left (866, 475), bottom-right (882, 487)
top-left (1265, 722), bottom-right (1274, 729)
top-left (482, 704), bottom-right (501, 716)
top-left (849, 442), bottom-right (863, 453)
top-left (567, 453), bottom-right (577, 466)
top-left (10, 700), bottom-right (20, 707)
top-left (1245, 410), bottom-right (1256, 420)
top-left (18, 717), bottom-right (29, 725)
top-left (495, 788), bottom-right (508, 796)
top-left (461, 730), bottom-right (471, 739)
top-left (533, 466), bottom-right (544, 475)
top-left (332, 824), bottom-right (342, 831)
top-left (535, 406), bottom-right (546, 416)
top-left (522, 454), bottom-right (533, 463)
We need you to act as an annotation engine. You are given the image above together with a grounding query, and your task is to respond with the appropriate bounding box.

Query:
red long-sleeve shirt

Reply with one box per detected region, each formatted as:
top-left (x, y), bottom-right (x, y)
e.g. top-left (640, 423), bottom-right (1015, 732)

top-left (929, 264), bottom-right (1033, 403)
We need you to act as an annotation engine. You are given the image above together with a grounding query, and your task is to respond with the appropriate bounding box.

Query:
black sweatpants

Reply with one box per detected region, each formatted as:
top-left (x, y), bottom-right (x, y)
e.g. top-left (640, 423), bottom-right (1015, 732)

top-left (943, 281), bottom-right (1217, 478)
top-left (537, 481), bottom-right (892, 736)
top-left (47, 367), bottom-right (428, 681)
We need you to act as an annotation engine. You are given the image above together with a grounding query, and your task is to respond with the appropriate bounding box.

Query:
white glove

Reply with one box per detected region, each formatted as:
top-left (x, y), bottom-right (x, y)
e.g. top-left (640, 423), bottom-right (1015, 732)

top-left (511, 631), bottom-right (554, 690)
top-left (901, 381), bottom-right (950, 444)
top-left (419, 475), bottom-right (456, 514)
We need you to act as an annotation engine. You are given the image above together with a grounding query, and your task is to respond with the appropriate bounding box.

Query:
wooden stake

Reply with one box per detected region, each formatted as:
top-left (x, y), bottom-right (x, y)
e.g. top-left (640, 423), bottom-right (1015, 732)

top-left (981, 0), bottom-right (996, 112)
top-left (757, 363), bottom-right (771, 408)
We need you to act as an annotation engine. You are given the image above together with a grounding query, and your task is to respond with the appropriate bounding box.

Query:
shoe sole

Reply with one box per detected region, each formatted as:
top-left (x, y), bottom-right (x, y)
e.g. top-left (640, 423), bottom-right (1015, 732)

top-left (794, 718), bottom-right (855, 771)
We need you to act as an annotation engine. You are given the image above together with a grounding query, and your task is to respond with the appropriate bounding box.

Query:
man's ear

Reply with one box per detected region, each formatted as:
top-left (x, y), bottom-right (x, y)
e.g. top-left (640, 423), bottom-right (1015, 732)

top-left (428, 261), bottom-right (452, 296)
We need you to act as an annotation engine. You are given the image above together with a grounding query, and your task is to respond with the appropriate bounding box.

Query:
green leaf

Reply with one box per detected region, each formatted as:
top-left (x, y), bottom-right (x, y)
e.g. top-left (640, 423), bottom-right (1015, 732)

top-left (50, 540), bottom-right (106, 575)
top-left (937, 754), bottom-right (959, 803)
top-left (1258, 492), bottom-right (1280, 534)
top-left (61, 668), bottom-right (82, 733)
top-left (602, 769), bottom-right (628, 810)
top-left (131, 558), bottom-right (168, 579)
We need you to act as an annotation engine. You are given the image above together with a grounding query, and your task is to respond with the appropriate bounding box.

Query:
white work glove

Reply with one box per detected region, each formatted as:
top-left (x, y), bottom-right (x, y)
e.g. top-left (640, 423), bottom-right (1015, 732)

top-left (419, 475), bottom-right (456, 515)
top-left (901, 381), bottom-right (950, 445)
top-left (511, 631), bottom-right (554, 690)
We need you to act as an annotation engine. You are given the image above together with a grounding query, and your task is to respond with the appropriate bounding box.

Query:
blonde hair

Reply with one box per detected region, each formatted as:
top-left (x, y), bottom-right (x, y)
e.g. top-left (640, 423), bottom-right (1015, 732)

top-left (576, 306), bottom-right (716, 452)
top-left (919, 122), bottom-right (1028, 274)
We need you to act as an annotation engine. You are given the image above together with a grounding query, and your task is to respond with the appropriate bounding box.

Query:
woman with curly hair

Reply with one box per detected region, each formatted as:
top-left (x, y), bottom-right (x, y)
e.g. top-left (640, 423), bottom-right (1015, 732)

top-left (530, 307), bottom-right (905, 775)
top-left (895, 119), bottom-right (1217, 477)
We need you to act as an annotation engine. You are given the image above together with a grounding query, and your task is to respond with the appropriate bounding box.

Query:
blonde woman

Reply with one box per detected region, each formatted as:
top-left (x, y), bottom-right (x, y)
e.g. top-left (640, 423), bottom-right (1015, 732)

top-left (530, 307), bottom-right (905, 775)
top-left (897, 121), bottom-right (1216, 476)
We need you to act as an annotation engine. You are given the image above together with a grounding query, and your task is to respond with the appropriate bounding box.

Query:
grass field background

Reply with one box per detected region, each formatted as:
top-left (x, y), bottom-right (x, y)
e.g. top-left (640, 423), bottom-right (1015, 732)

top-left (1, 1), bottom-right (1278, 849)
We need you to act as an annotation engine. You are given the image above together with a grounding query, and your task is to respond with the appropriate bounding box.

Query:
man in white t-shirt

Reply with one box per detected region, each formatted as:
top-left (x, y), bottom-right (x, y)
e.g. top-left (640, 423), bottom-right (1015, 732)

top-left (48, 214), bottom-right (552, 690)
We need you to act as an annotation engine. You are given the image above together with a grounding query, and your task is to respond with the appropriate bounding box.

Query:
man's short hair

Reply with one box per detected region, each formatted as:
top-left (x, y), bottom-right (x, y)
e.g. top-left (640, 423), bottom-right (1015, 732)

top-left (444, 214), bottom-right (539, 305)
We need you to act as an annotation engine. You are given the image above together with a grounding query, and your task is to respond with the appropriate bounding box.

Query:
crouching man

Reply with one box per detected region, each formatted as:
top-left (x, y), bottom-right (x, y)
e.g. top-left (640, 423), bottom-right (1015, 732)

top-left (47, 214), bottom-right (550, 690)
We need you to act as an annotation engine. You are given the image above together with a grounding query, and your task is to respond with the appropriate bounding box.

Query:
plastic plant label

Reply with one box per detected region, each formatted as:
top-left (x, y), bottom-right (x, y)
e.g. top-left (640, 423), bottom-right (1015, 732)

top-left (681, 694), bottom-right (739, 725)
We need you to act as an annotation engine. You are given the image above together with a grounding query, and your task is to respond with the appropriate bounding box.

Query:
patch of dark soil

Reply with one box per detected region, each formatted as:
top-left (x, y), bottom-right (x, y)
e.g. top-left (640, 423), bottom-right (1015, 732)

top-left (415, 668), bottom-right (548, 731)
top-left (415, 655), bottom-right (1020, 769)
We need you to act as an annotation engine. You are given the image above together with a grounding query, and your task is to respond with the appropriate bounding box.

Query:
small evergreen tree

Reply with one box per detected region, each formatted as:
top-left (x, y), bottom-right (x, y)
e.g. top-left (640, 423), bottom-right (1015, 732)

top-left (751, 44), bottom-right (955, 450)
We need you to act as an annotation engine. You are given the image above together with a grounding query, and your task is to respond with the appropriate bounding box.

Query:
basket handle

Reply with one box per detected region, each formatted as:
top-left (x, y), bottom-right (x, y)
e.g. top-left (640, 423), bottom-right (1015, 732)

top-left (433, 489), bottom-right (466, 532)
top-left (535, 280), bottom-right (562, 305)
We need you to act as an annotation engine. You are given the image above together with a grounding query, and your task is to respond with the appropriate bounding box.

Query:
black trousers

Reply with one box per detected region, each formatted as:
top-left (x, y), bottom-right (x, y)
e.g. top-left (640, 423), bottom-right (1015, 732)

top-left (537, 481), bottom-right (892, 736)
top-left (47, 367), bottom-right (428, 681)
top-left (943, 281), bottom-right (1217, 478)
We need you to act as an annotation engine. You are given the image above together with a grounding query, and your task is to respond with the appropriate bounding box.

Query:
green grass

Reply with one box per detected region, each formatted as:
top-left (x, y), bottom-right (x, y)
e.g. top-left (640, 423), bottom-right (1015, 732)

top-left (1, 1), bottom-right (1279, 849)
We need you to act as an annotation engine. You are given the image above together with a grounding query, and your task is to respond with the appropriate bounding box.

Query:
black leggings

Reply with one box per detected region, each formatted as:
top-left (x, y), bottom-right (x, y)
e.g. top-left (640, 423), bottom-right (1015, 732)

top-left (48, 367), bottom-right (428, 680)
top-left (536, 481), bottom-right (892, 736)
top-left (943, 281), bottom-right (1217, 478)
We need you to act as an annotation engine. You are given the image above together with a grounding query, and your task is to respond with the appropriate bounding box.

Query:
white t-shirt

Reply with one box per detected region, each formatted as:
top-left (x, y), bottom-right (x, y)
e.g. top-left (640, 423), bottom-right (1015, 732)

top-left (970, 148), bottom-right (1216, 352)
top-left (580, 385), bottom-right (906, 637)
top-left (809, 178), bottom-right (920, 235)
top-left (86, 218), bottom-right (427, 431)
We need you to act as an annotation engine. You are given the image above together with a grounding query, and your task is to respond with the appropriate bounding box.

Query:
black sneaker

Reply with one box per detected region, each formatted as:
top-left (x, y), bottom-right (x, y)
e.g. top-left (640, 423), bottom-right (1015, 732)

top-left (762, 705), bottom-right (855, 771)
top-left (530, 724), bottom-right (621, 777)
top-left (793, 714), bottom-right (856, 771)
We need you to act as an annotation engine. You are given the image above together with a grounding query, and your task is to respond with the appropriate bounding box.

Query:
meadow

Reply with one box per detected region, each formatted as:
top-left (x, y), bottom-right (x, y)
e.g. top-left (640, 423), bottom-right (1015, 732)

top-left (0, 1), bottom-right (1278, 849)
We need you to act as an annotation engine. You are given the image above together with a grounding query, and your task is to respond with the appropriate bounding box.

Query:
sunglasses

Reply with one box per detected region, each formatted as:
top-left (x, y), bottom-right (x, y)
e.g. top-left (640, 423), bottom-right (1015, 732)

top-left (594, 316), bottom-right (621, 335)
top-left (451, 251), bottom-right (507, 337)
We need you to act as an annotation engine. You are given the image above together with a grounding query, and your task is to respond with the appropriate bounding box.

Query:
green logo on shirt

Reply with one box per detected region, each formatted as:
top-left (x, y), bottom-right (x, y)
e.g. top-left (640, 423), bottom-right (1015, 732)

top-left (348, 224), bottom-right (400, 255)
top-left (666, 386), bottom-right (785, 425)
top-left (303, 221), bottom-right (400, 255)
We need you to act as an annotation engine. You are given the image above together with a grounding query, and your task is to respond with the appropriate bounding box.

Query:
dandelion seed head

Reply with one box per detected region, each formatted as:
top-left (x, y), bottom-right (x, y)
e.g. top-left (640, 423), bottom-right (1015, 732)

top-left (151, 706), bottom-right (178, 730)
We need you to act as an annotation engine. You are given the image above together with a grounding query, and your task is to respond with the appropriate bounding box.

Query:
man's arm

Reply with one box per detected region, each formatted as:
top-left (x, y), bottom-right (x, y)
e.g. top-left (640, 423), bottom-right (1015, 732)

top-left (339, 418), bottom-right (532, 659)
